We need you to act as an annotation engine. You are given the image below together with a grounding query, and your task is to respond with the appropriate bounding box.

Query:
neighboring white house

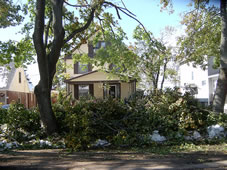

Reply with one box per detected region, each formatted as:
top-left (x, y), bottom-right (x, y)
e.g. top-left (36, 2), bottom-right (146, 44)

top-left (178, 63), bottom-right (209, 105)
top-left (178, 58), bottom-right (227, 113)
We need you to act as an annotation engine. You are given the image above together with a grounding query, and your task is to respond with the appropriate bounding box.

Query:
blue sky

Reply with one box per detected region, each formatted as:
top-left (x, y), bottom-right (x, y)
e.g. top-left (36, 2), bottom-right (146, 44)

top-left (116, 0), bottom-right (191, 40)
top-left (0, 0), bottom-right (192, 85)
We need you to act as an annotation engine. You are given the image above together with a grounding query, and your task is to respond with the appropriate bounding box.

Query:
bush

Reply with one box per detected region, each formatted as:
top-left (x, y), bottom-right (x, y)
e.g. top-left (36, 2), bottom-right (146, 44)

top-left (62, 97), bottom-right (151, 150)
top-left (1, 88), bottom-right (226, 150)
top-left (57, 88), bottom-right (226, 150)
top-left (145, 89), bottom-right (212, 137)
top-left (4, 103), bottom-right (41, 142)
top-left (0, 108), bottom-right (8, 125)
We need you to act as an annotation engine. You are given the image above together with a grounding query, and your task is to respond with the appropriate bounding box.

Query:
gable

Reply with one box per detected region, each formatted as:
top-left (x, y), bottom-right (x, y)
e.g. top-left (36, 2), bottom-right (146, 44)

top-left (9, 67), bottom-right (30, 93)
top-left (66, 71), bottom-right (121, 82)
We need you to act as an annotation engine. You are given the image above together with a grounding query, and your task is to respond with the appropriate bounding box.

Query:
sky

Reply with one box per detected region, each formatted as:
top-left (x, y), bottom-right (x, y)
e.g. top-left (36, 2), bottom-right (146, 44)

top-left (0, 0), bottom-right (192, 86)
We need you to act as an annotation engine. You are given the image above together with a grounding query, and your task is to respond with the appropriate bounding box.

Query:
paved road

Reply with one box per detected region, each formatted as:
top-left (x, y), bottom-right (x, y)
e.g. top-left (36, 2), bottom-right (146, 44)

top-left (0, 149), bottom-right (226, 169)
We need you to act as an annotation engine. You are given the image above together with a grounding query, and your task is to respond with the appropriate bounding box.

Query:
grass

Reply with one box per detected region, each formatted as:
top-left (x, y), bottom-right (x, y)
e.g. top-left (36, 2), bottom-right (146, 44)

top-left (130, 142), bottom-right (227, 155)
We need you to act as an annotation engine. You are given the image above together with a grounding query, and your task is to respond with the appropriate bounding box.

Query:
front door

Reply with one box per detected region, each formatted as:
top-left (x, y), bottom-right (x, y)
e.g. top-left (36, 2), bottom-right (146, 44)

top-left (109, 85), bottom-right (116, 98)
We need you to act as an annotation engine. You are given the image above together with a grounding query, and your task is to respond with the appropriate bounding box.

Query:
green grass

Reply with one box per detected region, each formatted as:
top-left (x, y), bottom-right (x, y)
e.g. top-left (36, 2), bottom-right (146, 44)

top-left (130, 142), bottom-right (227, 155)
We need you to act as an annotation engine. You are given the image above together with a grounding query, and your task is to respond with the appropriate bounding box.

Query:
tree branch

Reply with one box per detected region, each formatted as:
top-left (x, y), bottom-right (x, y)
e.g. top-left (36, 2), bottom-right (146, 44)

top-left (63, 4), bottom-right (99, 45)
top-left (44, 11), bottom-right (53, 49)
top-left (33, 0), bottom-right (47, 85)
top-left (48, 0), bottom-right (65, 87)
top-left (63, 0), bottom-right (90, 8)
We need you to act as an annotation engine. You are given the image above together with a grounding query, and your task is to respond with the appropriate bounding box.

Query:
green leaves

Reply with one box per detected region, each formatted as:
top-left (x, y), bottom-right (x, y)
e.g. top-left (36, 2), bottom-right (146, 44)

top-left (0, 38), bottom-right (35, 67)
top-left (0, 0), bottom-right (24, 28)
top-left (177, 5), bottom-right (221, 68)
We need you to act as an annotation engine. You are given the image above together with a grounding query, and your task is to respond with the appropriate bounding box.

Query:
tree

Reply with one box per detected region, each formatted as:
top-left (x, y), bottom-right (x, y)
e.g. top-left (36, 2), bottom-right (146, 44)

top-left (30, 0), bottom-right (144, 134)
top-left (133, 26), bottom-right (177, 91)
top-left (177, 0), bottom-right (227, 113)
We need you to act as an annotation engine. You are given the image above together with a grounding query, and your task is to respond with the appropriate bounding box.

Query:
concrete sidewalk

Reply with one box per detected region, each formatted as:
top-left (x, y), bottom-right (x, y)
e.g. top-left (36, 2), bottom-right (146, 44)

top-left (0, 149), bottom-right (226, 169)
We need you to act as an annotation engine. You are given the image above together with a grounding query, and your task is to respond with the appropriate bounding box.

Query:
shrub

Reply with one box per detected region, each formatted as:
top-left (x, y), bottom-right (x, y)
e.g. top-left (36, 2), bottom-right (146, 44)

top-left (62, 98), bottom-right (150, 150)
top-left (5, 103), bottom-right (41, 142)
top-left (0, 108), bottom-right (8, 125)
top-left (144, 89), bottom-right (220, 138)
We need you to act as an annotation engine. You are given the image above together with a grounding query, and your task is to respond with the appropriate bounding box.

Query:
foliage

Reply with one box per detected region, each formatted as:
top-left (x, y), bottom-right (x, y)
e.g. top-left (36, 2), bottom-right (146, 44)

top-left (145, 89), bottom-right (209, 137)
top-left (54, 89), bottom-right (226, 150)
top-left (2, 103), bottom-right (41, 142)
top-left (177, 3), bottom-right (221, 68)
top-left (0, 108), bottom-right (8, 125)
top-left (0, 38), bottom-right (35, 67)
top-left (0, 0), bottom-right (24, 28)
top-left (0, 90), bottom-right (226, 150)
top-left (52, 58), bottom-right (69, 90)
top-left (0, 0), bottom-right (35, 67)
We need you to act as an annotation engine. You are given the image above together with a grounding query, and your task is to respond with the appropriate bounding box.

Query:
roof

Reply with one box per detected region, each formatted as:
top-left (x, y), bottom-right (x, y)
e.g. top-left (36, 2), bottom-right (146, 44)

top-left (0, 63), bottom-right (16, 90)
top-left (65, 70), bottom-right (136, 83)
top-left (65, 70), bottom-right (98, 82)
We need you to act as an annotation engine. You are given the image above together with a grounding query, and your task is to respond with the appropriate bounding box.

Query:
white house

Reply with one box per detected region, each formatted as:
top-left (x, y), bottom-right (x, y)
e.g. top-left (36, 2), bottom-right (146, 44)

top-left (178, 63), bottom-right (209, 105)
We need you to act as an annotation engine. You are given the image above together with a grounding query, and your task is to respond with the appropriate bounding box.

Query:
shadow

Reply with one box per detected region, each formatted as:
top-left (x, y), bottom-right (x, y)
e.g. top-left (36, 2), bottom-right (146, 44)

top-left (0, 149), bottom-right (226, 169)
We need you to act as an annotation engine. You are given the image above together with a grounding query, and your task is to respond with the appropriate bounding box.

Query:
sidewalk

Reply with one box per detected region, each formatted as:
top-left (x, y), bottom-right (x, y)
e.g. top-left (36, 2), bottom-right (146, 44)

top-left (0, 149), bottom-right (226, 169)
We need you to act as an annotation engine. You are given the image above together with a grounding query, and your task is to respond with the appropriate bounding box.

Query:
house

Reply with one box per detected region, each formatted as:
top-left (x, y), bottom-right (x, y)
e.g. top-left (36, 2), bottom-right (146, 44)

top-left (0, 63), bottom-right (36, 108)
top-left (208, 57), bottom-right (227, 113)
top-left (65, 42), bottom-right (136, 100)
top-left (178, 63), bottom-right (209, 106)
top-left (177, 57), bottom-right (227, 113)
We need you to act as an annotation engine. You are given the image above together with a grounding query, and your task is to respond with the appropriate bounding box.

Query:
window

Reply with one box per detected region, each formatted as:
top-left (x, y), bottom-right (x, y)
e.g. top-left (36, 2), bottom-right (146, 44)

top-left (78, 62), bottom-right (88, 74)
top-left (93, 41), bottom-right (106, 53)
top-left (74, 62), bottom-right (91, 74)
top-left (19, 72), bottom-right (21, 83)
top-left (202, 80), bottom-right (206, 86)
top-left (79, 85), bottom-right (89, 98)
top-left (74, 84), bottom-right (94, 99)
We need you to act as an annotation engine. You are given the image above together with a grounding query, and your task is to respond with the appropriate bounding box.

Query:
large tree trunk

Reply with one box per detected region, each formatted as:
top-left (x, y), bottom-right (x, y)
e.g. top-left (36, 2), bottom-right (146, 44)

top-left (33, 0), bottom-right (64, 134)
top-left (35, 83), bottom-right (57, 134)
top-left (33, 0), bottom-right (96, 134)
top-left (213, 0), bottom-right (227, 113)
top-left (213, 68), bottom-right (227, 113)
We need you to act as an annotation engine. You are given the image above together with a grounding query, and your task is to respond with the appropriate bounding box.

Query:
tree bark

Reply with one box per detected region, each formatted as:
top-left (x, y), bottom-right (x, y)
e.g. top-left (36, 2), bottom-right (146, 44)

top-left (213, 68), bottom-right (227, 113)
top-left (35, 84), bottom-right (57, 134)
top-left (213, 0), bottom-right (227, 113)
top-left (33, 0), bottom-right (64, 134)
